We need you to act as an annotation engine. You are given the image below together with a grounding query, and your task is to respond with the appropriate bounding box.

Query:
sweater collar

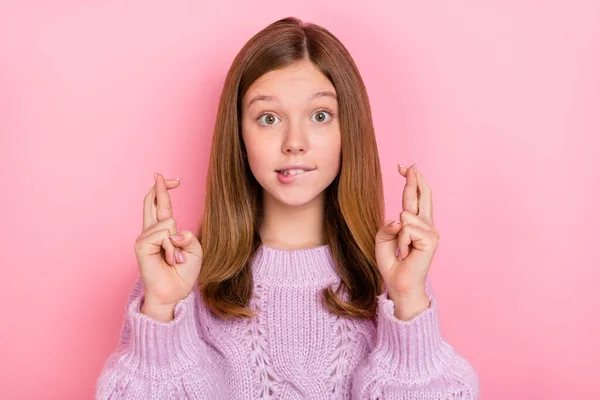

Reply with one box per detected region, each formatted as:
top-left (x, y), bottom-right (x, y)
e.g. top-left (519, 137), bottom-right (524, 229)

top-left (252, 244), bottom-right (340, 285)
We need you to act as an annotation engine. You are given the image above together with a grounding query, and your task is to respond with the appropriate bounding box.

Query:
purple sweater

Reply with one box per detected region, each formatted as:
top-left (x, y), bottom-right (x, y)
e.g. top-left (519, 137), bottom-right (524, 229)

top-left (96, 244), bottom-right (479, 399)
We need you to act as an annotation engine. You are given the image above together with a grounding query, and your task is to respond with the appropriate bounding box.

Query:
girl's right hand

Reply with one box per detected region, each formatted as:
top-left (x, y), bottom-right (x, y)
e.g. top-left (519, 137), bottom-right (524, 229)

top-left (133, 173), bottom-right (203, 311)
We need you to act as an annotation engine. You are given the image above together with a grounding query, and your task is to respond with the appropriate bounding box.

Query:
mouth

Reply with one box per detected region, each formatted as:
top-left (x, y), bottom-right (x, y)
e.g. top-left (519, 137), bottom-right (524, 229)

top-left (275, 169), bottom-right (315, 182)
top-left (275, 169), bottom-right (313, 175)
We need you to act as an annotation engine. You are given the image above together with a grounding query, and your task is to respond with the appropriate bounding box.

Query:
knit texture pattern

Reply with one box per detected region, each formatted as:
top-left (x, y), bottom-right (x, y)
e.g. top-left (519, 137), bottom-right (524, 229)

top-left (96, 244), bottom-right (479, 399)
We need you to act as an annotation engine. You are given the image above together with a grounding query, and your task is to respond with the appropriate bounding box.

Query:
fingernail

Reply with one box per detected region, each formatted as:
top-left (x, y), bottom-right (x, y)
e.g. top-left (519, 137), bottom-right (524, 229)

top-left (413, 163), bottom-right (417, 173)
top-left (175, 249), bottom-right (185, 263)
top-left (154, 172), bottom-right (158, 181)
top-left (170, 234), bottom-right (184, 241)
top-left (391, 221), bottom-right (401, 226)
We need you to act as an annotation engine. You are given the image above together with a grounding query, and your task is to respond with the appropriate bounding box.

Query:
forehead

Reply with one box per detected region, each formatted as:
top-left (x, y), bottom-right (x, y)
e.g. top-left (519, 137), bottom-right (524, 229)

top-left (243, 61), bottom-right (336, 107)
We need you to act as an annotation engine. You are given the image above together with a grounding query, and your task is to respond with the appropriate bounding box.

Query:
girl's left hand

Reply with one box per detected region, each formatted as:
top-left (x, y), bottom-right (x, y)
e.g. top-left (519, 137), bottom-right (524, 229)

top-left (375, 163), bottom-right (440, 309)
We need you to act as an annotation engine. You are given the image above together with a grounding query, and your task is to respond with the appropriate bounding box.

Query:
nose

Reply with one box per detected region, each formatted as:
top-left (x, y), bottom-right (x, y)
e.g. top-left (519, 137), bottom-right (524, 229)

top-left (282, 122), bottom-right (308, 154)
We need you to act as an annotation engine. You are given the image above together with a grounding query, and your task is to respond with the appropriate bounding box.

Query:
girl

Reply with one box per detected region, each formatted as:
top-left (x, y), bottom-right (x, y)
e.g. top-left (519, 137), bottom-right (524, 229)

top-left (97, 17), bottom-right (479, 399)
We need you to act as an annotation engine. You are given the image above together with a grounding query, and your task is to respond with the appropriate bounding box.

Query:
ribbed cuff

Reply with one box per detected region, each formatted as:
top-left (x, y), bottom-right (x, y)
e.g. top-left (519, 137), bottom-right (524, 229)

top-left (119, 289), bottom-right (205, 380)
top-left (375, 291), bottom-right (459, 384)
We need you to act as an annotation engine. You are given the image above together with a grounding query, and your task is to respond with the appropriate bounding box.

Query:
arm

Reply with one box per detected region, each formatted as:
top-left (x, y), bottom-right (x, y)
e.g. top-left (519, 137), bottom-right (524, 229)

top-left (351, 278), bottom-right (480, 399)
top-left (95, 277), bottom-right (226, 399)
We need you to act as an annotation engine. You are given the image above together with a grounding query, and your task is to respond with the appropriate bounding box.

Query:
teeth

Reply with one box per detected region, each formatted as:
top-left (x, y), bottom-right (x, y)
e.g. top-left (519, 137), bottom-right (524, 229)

top-left (281, 169), bottom-right (306, 176)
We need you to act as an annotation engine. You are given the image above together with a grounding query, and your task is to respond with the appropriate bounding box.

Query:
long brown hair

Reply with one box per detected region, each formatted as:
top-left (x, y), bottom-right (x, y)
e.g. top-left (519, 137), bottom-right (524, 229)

top-left (197, 16), bottom-right (385, 320)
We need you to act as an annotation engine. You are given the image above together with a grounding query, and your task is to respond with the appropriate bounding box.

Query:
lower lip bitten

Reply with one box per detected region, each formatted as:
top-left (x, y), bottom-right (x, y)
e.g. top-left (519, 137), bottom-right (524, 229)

top-left (276, 170), bottom-right (312, 183)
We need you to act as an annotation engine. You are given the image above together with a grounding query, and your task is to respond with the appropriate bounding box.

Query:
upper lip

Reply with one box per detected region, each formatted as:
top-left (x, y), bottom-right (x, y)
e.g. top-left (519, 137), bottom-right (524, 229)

top-left (276, 163), bottom-right (316, 172)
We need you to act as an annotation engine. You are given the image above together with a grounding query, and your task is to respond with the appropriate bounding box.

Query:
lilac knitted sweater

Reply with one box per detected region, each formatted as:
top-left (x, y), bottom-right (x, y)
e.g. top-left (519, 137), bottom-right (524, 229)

top-left (96, 244), bottom-right (479, 399)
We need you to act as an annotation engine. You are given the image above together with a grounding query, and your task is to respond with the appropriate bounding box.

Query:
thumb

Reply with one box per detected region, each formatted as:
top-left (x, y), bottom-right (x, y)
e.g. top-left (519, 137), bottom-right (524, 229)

top-left (169, 230), bottom-right (203, 258)
top-left (375, 220), bottom-right (402, 272)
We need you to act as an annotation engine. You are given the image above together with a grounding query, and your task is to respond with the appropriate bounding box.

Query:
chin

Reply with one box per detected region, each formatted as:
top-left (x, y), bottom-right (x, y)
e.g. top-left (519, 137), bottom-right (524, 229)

top-left (262, 182), bottom-right (326, 207)
top-left (272, 191), bottom-right (322, 207)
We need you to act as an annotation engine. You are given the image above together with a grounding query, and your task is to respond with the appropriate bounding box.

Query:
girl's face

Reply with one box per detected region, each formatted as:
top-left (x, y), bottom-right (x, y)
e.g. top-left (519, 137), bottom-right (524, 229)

top-left (241, 59), bottom-right (341, 207)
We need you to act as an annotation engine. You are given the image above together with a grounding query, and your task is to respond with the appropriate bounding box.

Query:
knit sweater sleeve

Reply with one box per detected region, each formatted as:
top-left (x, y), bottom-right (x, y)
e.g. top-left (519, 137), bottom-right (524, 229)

top-left (95, 276), bottom-right (226, 399)
top-left (351, 278), bottom-right (480, 399)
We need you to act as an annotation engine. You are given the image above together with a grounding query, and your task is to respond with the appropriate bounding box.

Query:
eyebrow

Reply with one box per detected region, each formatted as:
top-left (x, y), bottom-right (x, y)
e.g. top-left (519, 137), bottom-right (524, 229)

top-left (246, 90), bottom-right (338, 108)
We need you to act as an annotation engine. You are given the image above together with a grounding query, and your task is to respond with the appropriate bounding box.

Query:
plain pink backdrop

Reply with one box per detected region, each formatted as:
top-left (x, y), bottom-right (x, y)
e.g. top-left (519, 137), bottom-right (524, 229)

top-left (1, 1), bottom-right (598, 398)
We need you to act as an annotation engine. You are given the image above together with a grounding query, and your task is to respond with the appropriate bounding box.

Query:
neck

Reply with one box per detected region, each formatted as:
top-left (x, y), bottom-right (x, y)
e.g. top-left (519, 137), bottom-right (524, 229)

top-left (259, 190), bottom-right (327, 250)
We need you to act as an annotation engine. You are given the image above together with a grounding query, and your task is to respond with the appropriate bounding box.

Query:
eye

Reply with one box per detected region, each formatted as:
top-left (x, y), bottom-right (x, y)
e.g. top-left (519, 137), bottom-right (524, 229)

top-left (256, 109), bottom-right (335, 126)
top-left (257, 113), bottom-right (281, 126)
top-left (311, 109), bottom-right (334, 123)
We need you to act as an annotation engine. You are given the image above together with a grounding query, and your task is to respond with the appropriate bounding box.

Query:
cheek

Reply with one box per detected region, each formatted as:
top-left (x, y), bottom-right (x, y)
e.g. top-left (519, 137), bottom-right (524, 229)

top-left (241, 122), bottom-right (262, 155)
top-left (245, 135), bottom-right (272, 160)
top-left (242, 131), bottom-right (272, 174)
top-left (317, 131), bottom-right (342, 161)
top-left (326, 134), bottom-right (342, 173)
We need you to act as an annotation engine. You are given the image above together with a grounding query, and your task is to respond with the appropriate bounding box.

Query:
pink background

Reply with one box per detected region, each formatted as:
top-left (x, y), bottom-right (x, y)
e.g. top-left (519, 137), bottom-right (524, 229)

top-left (1, 1), bottom-right (598, 398)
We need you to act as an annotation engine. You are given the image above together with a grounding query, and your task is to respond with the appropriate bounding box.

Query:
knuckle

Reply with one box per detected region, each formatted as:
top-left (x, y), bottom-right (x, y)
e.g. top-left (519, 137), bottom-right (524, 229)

top-left (428, 229), bottom-right (439, 240)
top-left (161, 228), bottom-right (172, 241)
top-left (133, 238), bottom-right (143, 253)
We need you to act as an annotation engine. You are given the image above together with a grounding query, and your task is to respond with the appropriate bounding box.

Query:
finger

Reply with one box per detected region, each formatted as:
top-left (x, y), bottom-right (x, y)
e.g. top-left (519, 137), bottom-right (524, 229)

top-left (397, 164), bottom-right (414, 177)
top-left (398, 223), bottom-right (434, 260)
top-left (155, 173), bottom-right (174, 222)
top-left (399, 165), bottom-right (434, 227)
top-left (140, 217), bottom-right (178, 240)
top-left (399, 164), bottom-right (419, 215)
top-left (135, 228), bottom-right (178, 266)
top-left (143, 177), bottom-right (181, 231)
top-left (375, 220), bottom-right (403, 275)
top-left (413, 168), bottom-right (434, 227)
top-left (174, 248), bottom-right (185, 264)
top-left (399, 210), bottom-right (435, 233)
top-left (169, 229), bottom-right (203, 258)
top-left (398, 223), bottom-right (411, 260)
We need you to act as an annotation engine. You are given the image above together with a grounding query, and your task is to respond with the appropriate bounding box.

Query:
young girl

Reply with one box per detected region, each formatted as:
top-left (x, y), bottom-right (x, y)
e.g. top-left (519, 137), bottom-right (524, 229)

top-left (97, 17), bottom-right (479, 399)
